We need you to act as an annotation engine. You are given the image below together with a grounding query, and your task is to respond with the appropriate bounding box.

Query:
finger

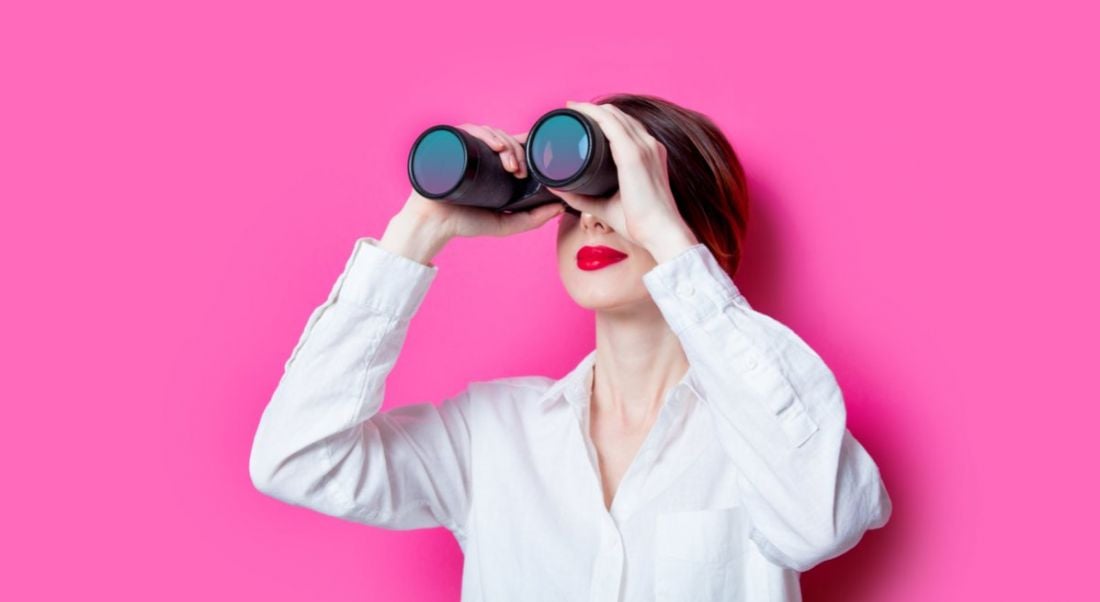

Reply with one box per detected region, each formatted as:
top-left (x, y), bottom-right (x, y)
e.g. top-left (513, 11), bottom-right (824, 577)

top-left (486, 126), bottom-right (523, 176)
top-left (601, 103), bottom-right (655, 145)
top-left (594, 104), bottom-right (668, 170)
top-left (493, 202), bottom-right (565, 237)
top-left (604, 105), bottom-right (666, 164)
top-left (509, 132), bottom-right (529, 178)
top-left (515, 130), bottom-right (530, 175)
top-left (566, 101), bottom-right (643, 164)
top-left (480, 126), bottom-right (517, 173)
top-left (594, 103), bottom-right (646, 146)
top-left (489, 126), bottom-right (527, 178)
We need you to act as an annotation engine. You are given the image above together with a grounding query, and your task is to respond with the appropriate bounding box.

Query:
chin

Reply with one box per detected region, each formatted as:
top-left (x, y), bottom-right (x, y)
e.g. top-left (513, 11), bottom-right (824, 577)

top-left (561, 269), bottom-right (649, 312)
top-left (571, 294), bottom-right (629, 312)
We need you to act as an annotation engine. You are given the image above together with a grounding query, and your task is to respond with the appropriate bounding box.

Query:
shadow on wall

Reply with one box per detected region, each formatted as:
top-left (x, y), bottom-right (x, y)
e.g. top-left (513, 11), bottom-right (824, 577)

top-left (799, 373), bottom-right (908, 601)
top-left (742, 172), bottom-right (907, 600)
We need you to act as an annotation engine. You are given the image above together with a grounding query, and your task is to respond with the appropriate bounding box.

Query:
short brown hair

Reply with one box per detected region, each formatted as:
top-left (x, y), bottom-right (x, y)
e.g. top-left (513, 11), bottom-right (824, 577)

top-left (592, 92), bottom-right (750, 278)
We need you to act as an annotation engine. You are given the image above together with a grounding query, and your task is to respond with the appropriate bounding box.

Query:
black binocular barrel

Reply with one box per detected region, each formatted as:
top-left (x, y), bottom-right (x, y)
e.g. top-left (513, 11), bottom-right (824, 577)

top-left (407, 108), bottom-right (619, 212)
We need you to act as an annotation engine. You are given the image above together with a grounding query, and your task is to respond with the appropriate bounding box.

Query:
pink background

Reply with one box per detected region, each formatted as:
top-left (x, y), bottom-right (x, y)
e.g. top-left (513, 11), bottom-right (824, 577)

top-left (2, 0), bottom-right (1097, 599)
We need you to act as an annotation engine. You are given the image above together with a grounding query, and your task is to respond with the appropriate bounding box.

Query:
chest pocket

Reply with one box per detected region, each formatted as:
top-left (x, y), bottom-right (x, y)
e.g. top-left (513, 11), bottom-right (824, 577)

top-left (654, 506), bottom-right (746, 601)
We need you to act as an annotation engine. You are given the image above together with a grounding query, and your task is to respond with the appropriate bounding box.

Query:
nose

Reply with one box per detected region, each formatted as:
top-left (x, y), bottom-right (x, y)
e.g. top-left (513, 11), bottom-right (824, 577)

top-left (580, 211), bottom-right (611, 233)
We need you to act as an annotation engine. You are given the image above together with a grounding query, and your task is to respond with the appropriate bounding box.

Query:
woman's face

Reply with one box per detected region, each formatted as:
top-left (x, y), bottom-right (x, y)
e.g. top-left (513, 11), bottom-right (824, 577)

top-left (556, 208), bottom-right (659, 311)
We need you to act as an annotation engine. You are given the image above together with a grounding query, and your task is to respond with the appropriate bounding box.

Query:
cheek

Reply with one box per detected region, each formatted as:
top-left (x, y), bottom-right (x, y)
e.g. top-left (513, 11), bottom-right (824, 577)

top-left (555, 217), bottom-right (578, 260)
top-left (555, 234), bottom-right (571, 279)
top-left (556, 213), bottom-right (578, 235)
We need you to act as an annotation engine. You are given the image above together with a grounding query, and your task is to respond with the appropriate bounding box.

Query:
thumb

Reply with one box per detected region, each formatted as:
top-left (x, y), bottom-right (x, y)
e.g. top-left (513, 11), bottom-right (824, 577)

top-left (546, 188), bottom-right (602, 215)
top-left (493, 201), bottom-right (565, 237)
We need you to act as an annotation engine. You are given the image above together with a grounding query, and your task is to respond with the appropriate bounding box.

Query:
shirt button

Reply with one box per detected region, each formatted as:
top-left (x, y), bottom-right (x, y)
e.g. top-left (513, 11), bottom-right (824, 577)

top-left (676, 282), bottom-right (695, 297)
top-left (745, 355), bottom-right (758, 370)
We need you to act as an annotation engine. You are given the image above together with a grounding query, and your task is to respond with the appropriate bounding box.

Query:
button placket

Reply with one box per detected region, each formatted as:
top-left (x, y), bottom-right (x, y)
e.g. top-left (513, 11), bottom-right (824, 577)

top-left (589, 523), bottom-right (625, 602)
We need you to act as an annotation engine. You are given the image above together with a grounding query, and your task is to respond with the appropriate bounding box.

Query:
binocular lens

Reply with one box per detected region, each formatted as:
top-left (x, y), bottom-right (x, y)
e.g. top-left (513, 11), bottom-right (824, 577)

top-left (407, 107), bottom-right (618, 211)
top-left (410, 128), bottom-right (466, 196)
top-left (528, 114), bottom-right (590, 182)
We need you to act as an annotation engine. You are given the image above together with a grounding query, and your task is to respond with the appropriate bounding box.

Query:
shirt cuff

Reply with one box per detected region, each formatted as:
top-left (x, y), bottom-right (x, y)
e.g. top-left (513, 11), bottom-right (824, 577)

top-left (334, 236), bottom-right (439, 320)
top-left (641, 243), bottom-right (746, 334)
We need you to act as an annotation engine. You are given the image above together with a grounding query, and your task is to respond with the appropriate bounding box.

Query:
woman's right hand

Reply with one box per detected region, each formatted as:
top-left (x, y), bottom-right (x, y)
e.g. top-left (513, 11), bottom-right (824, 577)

top-left (378, 124), bottom-right (566, 266)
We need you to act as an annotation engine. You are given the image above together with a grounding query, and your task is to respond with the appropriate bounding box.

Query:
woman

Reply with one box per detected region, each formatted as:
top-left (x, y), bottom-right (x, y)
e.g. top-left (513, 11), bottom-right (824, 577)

top-left (249, 93), bottom-right (892, 601)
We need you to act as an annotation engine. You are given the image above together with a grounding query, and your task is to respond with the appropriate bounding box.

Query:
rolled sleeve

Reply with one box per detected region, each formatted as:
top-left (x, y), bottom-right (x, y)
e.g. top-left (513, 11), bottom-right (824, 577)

top-left (336, 237), bottom-right (439, 320)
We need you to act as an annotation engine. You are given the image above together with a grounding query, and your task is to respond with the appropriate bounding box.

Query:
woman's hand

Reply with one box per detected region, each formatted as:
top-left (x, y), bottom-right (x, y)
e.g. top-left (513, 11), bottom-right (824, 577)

top-left (381, 125), bottom-right (566, 265)
top-left (545, 101), bottom-right (699, 263)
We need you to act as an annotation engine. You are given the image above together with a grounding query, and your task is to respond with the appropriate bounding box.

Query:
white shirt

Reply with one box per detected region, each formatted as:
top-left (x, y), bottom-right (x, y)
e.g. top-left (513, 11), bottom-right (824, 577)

top-left (249, 236), bottom-right (892, 602)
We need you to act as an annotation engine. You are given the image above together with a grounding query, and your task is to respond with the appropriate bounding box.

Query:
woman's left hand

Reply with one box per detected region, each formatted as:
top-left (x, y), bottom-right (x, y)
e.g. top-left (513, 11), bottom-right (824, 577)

top-left (546, 100), bottom-right (700, 262)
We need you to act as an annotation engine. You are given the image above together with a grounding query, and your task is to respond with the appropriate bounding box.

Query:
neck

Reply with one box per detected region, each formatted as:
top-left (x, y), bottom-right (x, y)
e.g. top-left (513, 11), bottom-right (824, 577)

top-left (590, 300), bottom-right (689, 427)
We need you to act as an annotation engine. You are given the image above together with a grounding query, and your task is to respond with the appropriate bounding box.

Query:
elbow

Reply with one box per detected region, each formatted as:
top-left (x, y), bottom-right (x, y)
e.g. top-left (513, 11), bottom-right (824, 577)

top-left (787, 478), bottom-right (895, 572)
top-left (868, 475), bottom-right (893, 529)
top-left (247, 415), bottom-right (304, 502)
top-left (756, 479), bottom-right (893, 572)
top-left (248, 430), bottom-right (297, 501)
top-left (768, 528), bottom-right (862, 573)
top-left (763, 521), bottom-right (873, 573)
top-left (247, 432), bottom-right (347, 514)
top-left (248, 447), bottom-right (304, 505)
top-left (248, 442), bottom-right (279, 497)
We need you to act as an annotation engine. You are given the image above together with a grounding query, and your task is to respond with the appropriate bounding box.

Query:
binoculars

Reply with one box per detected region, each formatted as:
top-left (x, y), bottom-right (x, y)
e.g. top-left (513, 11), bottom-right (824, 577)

top-left (407, 107), bottom-right (618, 212)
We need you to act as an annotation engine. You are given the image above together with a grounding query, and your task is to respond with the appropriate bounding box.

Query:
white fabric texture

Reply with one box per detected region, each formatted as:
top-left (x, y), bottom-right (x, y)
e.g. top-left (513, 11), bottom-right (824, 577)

top-left (249, 236), bottom-right (892, 601)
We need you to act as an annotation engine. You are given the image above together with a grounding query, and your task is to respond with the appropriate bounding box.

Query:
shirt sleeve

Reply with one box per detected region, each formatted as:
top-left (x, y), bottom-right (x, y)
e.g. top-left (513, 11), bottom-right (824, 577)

top-left (248, 236), bottom-right (474, 541)
top-left (642, 243), bottom-right (893, 572)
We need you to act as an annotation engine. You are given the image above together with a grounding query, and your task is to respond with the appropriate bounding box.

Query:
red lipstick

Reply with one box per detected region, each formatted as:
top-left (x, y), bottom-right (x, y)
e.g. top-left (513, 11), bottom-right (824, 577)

top-left (576, 245), bottom-right (629, 271)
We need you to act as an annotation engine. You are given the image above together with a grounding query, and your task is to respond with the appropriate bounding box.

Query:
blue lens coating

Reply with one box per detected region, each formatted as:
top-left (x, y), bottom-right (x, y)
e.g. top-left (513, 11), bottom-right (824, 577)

top-left (530, 114), bottom-right (589, 181)
top-left (412, 129), bottom-right (466, 195)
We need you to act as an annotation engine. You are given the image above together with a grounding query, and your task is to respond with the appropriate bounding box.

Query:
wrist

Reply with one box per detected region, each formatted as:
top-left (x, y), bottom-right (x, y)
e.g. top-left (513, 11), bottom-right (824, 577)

top-left (379, 210), bottom-right (452, 266)
top-left (644, 224), bottom-right (700, 264)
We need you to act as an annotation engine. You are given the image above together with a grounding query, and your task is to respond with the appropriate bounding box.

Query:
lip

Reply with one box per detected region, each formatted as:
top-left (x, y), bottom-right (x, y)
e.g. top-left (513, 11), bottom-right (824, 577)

top-left (576, 245), bottom-right (629, 271)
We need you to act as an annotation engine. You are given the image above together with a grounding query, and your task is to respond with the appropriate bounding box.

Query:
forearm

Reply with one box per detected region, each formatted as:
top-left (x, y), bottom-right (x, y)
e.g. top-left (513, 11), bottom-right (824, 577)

top-left (378, 208), bottom-right (453, 267)
top-left (641, 219), bottom-right (700, 264)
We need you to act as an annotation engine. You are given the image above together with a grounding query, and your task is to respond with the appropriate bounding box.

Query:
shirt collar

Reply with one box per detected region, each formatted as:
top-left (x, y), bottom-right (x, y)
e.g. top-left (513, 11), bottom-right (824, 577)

top-left (536, 349), bottom-right (701, 413)
top-left (537, 350), bottom-right (597, 410)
